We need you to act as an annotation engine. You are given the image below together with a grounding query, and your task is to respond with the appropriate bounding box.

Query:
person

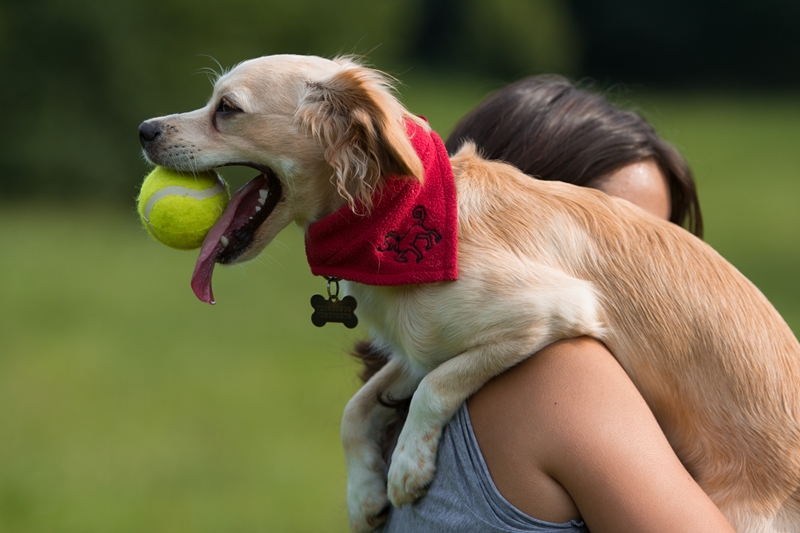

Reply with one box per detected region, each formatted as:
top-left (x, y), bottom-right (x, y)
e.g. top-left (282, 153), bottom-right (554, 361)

top-left (353, 76), bottom-right (733, 532)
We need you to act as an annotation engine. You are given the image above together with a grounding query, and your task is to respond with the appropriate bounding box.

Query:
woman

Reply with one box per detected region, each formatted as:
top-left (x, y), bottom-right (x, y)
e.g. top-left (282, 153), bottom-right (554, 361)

top-left (355, 76), bottom-right (733, 532)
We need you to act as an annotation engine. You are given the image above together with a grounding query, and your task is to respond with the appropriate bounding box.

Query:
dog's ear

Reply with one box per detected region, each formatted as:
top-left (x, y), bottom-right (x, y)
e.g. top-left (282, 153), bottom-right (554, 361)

top-left (296, 59), bottom-right (425, 212)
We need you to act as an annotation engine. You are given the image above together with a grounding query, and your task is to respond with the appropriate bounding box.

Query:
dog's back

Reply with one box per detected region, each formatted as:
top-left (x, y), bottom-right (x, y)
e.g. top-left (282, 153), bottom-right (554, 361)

top-left (451, 145), bottom-right (800, 531)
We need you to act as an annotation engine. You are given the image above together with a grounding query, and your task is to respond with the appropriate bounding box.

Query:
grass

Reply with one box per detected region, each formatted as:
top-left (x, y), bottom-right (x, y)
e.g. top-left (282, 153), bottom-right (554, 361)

top-left (0, 81), bottom-right (799, 532)
top-left (0, 207), bottom-right (360, 532)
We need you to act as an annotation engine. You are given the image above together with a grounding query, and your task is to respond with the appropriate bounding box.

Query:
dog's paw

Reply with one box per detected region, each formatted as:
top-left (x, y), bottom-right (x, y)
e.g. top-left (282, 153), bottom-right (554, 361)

top-left (348, 462), bottom-right (390, 533)
top-left (349, 502), bottom-right (390, 533)
top-left (386, 425), bottom-right (441, 508)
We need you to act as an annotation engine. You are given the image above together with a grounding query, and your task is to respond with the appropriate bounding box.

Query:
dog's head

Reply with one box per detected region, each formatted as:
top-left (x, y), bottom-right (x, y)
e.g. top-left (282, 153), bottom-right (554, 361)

top-left (138, 54), bottom-right (426, 302)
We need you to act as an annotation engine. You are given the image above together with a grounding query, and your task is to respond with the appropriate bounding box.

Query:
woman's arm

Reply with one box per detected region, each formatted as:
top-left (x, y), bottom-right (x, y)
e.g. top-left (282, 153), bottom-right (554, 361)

top-left (468, 336), bottom-right (735, 533)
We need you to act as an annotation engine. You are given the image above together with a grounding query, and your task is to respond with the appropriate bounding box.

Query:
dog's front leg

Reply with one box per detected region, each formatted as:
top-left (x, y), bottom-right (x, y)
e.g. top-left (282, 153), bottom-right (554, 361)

top-left (343, 357), bottom-right (421, 533)
top-left (386, 337), bottom-right (555, 508)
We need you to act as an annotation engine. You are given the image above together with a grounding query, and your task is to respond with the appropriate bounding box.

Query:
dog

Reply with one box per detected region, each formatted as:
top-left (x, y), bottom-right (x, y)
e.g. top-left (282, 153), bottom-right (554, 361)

top-left (139, 54), bottom-right (800, 533)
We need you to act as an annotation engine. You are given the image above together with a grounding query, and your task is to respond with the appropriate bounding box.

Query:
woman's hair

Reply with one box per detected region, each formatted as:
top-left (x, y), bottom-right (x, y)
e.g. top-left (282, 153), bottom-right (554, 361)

top-left (446, 75), bottom-right (703, 237)
top-left (357, 76), bottom-right (703, 458)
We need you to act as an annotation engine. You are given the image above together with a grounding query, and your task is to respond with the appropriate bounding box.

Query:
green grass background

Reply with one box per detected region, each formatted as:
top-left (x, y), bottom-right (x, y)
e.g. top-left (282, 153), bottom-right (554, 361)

top-left (1, 78), bottom-right (799, 532)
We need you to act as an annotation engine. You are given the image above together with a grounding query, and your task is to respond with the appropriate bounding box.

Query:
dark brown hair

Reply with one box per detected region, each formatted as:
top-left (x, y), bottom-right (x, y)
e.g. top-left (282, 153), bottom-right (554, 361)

top-left (357, 76), bottom-right (703, 459)
top-left (445, 75), bottom-right (703, 237)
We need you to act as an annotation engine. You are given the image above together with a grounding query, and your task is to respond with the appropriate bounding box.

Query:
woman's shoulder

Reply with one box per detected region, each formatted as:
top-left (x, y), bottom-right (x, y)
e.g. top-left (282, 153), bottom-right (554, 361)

top-left (467, 336), bottom-right (629, 523)
top-left (467, 336), bottom-right (735, 532)
top-left (469, 336), bottom-right (641, 452)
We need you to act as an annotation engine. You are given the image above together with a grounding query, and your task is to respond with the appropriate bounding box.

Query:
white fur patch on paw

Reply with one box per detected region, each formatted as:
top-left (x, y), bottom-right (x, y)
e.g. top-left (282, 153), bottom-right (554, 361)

top-left (348, 461), bottom-right (390, 533)
top-left (386, 425), bottom-right (441, 508)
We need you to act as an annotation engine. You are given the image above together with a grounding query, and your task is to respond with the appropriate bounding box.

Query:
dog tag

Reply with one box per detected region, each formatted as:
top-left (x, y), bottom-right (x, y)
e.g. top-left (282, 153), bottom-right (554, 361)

top-left (311, 277), bottom-right (358, 329)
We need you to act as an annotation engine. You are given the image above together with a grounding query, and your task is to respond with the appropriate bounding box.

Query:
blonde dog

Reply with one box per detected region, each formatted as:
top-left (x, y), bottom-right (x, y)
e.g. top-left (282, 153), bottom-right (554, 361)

top-left (139, 55), bottom-right (800, 533)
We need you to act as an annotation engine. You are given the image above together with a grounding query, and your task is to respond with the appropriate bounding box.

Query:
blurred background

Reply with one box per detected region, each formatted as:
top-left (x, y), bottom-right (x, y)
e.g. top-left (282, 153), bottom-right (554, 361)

top-left (1, 1), bottom-right (798, 531)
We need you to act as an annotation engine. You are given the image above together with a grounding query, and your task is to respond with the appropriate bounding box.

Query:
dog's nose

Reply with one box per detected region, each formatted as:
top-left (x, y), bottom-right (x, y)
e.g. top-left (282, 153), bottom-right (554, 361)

top-left (138, 121), bottom-right (162, 147)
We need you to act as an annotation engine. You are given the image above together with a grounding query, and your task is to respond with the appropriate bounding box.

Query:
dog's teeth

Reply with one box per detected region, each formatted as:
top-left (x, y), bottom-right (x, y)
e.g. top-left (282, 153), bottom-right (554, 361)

top-left (255, 206), bottom-right (261, 212)
top-left (220, 236), bottom-right (229, 248)
top-left (259, 189), bottom-right (269, 200)
top-left (258, 197), bottom-right (266, 206)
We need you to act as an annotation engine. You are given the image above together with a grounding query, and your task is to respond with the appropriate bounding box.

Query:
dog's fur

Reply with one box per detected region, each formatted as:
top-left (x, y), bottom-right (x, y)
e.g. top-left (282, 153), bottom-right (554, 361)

top-left (140, 55), bottom-right (800, 533)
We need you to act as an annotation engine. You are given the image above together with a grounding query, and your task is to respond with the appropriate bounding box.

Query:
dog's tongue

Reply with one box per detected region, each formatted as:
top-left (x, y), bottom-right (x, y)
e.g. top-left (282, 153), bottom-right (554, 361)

top-left (191, 175), bottom-right (268, 304)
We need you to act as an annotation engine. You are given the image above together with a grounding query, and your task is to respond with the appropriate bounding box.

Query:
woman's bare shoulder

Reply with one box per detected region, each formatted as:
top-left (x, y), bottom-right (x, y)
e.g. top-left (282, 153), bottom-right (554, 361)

top-left (467, 337), bottom-right (624, 523)
top-left (469, 337), bottom-right (635, 454)
top-left (467, 336), bottom-right (735, 532)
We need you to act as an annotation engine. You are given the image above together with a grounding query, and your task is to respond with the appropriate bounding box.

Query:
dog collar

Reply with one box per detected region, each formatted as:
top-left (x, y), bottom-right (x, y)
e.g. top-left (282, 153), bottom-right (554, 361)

top-left (305, 119), bottom-right (458, 286)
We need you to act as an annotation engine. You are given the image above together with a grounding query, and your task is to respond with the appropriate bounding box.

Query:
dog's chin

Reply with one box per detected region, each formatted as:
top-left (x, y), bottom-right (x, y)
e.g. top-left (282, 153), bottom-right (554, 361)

top-left (191, 163), bottom-right (285, 304)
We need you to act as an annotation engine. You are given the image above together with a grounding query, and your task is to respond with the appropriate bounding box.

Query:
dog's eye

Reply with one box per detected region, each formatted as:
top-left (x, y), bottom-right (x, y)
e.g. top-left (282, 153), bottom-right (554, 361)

top-left (217, 98), bottom-right (240, 115)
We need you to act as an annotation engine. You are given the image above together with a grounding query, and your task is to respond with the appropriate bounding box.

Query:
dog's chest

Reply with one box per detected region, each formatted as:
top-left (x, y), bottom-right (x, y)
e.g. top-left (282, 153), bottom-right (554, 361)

top-left (343, 281), bottom-right (470, 371)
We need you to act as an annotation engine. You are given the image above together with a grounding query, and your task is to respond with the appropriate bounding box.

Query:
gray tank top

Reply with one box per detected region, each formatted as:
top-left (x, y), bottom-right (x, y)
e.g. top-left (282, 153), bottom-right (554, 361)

top-left (383, 403), bottom-right (588, 532)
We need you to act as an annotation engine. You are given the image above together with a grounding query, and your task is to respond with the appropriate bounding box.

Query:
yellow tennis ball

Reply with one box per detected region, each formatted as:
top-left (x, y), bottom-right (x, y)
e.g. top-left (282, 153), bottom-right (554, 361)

top-left (137, 167), bottom-right (230, 250)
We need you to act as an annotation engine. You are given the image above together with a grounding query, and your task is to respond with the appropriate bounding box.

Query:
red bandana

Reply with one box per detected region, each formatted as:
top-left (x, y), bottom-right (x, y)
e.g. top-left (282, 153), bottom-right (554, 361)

top-left (305, 120), bottom-right (458, 286)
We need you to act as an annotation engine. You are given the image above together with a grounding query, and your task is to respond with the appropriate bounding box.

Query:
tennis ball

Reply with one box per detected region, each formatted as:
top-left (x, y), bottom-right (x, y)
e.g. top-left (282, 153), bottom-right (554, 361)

top-left (137, 166), bottom-right (230, 250)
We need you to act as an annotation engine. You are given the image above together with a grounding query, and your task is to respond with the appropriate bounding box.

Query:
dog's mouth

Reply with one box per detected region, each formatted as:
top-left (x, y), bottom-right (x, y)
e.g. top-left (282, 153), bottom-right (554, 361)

top-left (191, 164), bottom-right (283, 304)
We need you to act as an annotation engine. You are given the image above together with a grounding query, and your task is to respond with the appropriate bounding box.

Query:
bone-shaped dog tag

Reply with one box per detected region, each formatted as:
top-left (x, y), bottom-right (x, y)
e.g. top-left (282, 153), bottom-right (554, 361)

top-left (310, 277), bottom-right (358, 329)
